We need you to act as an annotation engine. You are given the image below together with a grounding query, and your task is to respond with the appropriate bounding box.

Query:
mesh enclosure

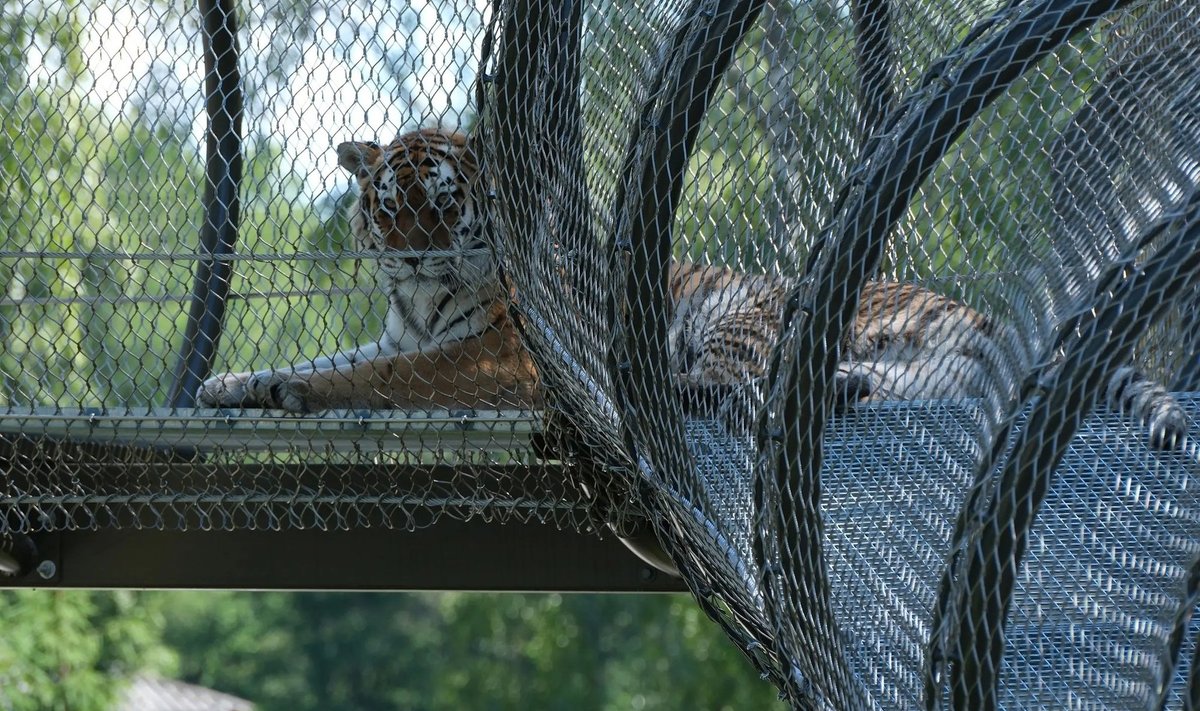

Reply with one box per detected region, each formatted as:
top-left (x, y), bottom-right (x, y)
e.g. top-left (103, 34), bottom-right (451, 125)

top-left (2, 0), bottom-right (1200, 707)
top-left (0, 0), bottom-right (597, 535)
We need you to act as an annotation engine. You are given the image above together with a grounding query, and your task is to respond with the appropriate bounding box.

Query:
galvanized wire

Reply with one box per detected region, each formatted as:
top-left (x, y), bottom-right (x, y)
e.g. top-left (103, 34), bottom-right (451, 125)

top-left (2, 0), bottom-right (1200, 707)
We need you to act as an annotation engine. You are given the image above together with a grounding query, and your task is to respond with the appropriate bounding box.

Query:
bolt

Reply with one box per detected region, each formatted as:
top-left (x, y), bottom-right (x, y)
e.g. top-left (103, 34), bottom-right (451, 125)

top-left (36, 560), bottom-right (56, 580)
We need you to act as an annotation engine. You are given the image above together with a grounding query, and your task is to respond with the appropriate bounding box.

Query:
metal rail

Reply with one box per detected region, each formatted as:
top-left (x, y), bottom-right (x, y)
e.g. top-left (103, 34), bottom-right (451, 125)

top-left (0, 408), bottom-right (538, 454)
top-left (852, 0), bottom-right (896, 142)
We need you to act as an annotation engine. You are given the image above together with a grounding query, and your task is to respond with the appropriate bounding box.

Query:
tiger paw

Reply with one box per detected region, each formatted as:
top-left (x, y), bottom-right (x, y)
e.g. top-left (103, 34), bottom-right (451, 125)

top-left (1146, 399), bottom-right (1188, 450)
top-left (833, 369), bottom-right (875, 410)
top-left (196, 372), bottom-right (256, 408)
top-left (196, 372), bottom-right (312, 412)
top-left (255, 376), bottom-right (313, 413)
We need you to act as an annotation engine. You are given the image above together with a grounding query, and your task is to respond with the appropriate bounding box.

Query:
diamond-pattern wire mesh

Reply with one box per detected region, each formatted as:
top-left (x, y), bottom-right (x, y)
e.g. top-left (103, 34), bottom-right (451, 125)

top-left (2, 0), bottom-right (1200, 707)
top-left (0, 0), bottom-right (597, 534)
top-left (478, 0), bottom-right (1200, 706)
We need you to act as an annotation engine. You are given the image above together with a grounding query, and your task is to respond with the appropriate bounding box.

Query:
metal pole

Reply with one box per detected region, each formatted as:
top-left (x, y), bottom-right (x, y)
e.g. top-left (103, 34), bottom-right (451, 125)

top-left (852, 0), bottom-right (895, 142)
top-left (169, 0), bottom-right (243, 407)
top-left (741, 0), bottom-right (1131, 708)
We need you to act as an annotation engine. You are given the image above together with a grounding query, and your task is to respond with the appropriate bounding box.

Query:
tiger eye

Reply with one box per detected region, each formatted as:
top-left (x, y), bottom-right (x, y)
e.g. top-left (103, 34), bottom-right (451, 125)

top-left (382, 197), bottom-right (399, 212)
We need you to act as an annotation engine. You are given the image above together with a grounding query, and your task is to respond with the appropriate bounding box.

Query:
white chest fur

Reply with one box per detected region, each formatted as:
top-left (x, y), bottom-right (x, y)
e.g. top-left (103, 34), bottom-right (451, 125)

top-left (383, 276), bottom-right (499, 353)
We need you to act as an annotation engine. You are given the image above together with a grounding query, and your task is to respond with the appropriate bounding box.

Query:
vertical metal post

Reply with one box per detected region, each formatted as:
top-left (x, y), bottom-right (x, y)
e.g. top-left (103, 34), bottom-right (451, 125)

top-left (611, 0), bottom-right (766, 487)
top-left (852, 0), bottom-right (895, 141)
top-left (169, 0), bottom-right (243, 407)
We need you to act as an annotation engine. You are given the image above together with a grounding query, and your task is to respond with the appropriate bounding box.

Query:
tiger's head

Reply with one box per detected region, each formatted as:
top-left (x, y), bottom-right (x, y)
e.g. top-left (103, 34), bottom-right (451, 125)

top-left (336, 128), bottom-right (492, 287)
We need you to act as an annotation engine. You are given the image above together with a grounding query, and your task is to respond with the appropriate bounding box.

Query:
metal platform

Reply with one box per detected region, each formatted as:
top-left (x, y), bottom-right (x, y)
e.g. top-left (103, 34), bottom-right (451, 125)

top-left (2, 393), bottom-right (1197, 700)
top-left (0, 407), bottom-right (681, 591)
top-left (679, 394), bottom-right (1200, 709)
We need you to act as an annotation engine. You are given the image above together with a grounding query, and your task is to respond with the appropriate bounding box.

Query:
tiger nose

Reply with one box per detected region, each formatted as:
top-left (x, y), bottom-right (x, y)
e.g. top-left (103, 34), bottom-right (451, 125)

top-left (404, 256), bottom-right (420, 268)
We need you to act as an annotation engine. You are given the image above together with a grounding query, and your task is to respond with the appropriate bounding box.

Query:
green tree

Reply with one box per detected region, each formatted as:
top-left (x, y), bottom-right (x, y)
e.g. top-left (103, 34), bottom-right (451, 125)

top-left (0, 591), bottom-right (174, 710)
top-left (154, 591), bottom-right (785, 711)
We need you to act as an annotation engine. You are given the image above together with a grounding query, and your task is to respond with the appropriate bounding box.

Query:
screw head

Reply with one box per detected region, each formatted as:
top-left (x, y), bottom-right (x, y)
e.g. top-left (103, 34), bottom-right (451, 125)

top-left (36, 560), bottom-right (56, 580)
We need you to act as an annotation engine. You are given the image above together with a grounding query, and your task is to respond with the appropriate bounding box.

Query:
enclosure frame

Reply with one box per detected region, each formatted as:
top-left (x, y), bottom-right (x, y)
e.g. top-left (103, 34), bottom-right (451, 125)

top-left (0, 519), bottom-right (686, 592)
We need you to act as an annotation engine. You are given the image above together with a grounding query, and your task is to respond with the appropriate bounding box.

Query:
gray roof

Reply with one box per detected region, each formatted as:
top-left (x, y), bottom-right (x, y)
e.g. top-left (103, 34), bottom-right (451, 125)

top-left (115, 675), bottom-right (254, 711)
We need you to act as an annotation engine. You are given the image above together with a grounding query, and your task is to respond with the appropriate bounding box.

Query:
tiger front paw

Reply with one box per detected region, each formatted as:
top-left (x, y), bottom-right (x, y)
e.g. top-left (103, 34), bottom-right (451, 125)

top-left (833, 368), bottom-right (875, 410)
top-left (1146, 399), bottom-right (1189, 451)
top-left (196, 371), bottom-right (314, 413)
top-left (196, 371), bottom-right (254, 408)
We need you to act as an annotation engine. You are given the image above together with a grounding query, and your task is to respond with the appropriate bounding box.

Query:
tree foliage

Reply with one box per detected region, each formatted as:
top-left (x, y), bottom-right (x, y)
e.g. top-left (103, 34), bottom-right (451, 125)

top-left (156, 591), bottom-right (786, 711)
top-left (0, 591), bottom-right (174, 711)
top-left (3, 588), bottom-right (786, 709)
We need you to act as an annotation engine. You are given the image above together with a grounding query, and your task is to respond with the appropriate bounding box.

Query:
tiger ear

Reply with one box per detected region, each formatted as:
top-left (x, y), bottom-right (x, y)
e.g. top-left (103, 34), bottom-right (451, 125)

top-left (336, 141), bottom-right (381, 178)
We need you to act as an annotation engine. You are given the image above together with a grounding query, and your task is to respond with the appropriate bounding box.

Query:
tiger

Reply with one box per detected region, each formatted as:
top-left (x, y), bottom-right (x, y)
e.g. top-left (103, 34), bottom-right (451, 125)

top-left (195, 127), bottom-right (1188, 450)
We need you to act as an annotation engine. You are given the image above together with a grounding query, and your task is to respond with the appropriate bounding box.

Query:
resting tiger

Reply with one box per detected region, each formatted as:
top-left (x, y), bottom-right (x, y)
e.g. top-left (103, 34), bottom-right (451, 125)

top-left (196, 128), bottom-right (1187, 450)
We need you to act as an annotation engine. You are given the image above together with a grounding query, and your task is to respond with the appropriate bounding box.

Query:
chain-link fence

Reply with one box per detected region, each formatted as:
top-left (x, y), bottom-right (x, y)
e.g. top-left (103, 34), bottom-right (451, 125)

top-left (2, 0), bottom-right (1199, 707)
top-left (0, 0), bottom-right (606, 537)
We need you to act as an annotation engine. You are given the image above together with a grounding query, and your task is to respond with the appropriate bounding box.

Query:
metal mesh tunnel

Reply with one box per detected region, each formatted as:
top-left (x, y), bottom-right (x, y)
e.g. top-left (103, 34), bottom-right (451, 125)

top-left (2, 0), bottom-right (1199, 708)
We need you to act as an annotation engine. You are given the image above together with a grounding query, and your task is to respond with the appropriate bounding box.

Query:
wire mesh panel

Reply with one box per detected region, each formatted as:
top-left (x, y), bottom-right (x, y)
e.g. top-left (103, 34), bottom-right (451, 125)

top-left (2, 0), bottom-right (1200, 707)
top-left (0, 0), bottom-right (604, 536)
top-left (475, 0), bottom-right (1200, 706)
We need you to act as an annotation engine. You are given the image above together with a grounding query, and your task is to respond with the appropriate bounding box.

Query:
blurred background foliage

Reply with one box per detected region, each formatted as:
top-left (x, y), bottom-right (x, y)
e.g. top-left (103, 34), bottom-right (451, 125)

top-left (0, 590), bottom-right (787, 710)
